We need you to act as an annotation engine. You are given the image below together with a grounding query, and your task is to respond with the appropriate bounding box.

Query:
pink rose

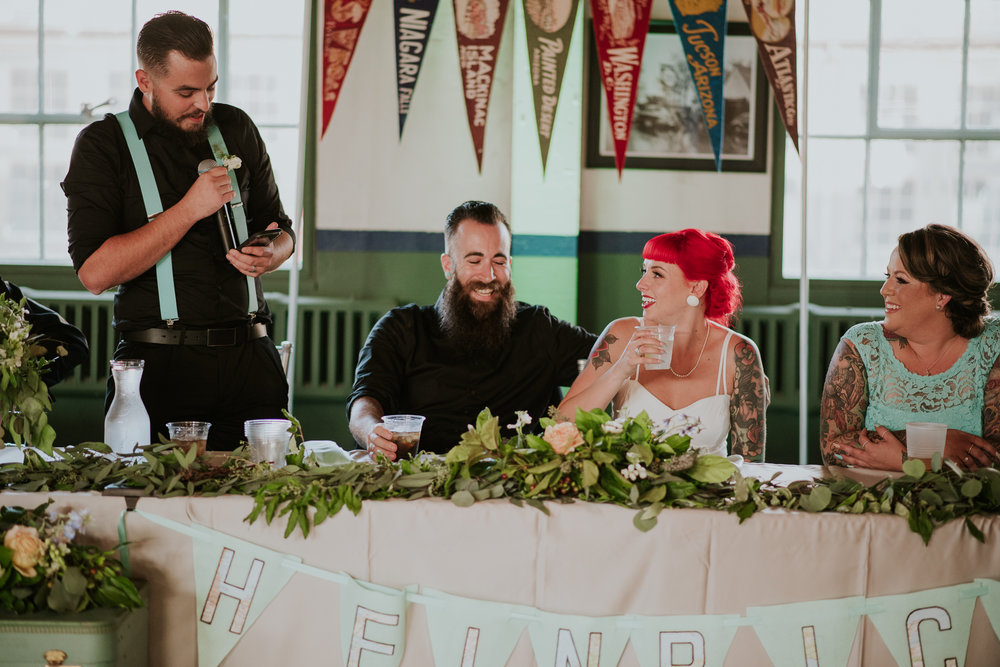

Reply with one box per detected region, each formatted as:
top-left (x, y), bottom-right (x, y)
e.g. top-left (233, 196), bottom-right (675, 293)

top-left (543, 422), bottom-right (585, 455)
top-left (4, 525), bottom-right (45, 578)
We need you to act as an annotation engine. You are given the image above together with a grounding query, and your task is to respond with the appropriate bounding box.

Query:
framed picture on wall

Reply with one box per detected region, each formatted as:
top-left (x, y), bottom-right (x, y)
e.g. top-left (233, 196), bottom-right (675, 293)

top-left (585, 21), bottom-right (769, 172)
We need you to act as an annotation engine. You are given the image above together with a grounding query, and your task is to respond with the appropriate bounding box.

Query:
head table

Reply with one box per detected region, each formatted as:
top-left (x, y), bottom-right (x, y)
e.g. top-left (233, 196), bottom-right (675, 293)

top-left (1, 462), bottom-right (999, 666)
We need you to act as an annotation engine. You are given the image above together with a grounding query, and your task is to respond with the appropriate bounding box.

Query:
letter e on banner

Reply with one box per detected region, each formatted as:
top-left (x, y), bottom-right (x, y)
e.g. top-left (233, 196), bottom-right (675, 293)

top-left (200, 547), bottom-right (264, 634)
top-left (906, 607), bottom-right (959, 667)
top-left (659, 631), bottom-right (705, 667)
top-left (347, 606), bottom-right (400, 666)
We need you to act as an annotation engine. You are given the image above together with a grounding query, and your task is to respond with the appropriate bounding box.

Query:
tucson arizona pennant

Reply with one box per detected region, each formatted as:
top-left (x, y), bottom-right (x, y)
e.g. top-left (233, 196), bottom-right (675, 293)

top-left (667, 0), bottom-right (729, 171)
top-left (589, 0), bottom-right (655, 177)
top-left (741, 0), bottom-right (799, 151)
top-left (522, 0), bottom-right (581, 171)
top-left (394, 0), bottom-right (440, 137)
top-left (321, 0), bottom-right (374, 138)
top-left (453, 0), bottom-right (512, 171)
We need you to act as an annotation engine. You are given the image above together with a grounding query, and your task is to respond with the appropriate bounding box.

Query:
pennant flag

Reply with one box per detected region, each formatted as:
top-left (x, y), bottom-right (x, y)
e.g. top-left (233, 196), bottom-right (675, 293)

top-left (525, 610), bottom-right (631, 667)
top-left (453, 0), bottom-right (512, 171)
top-left (867, 584), bottom-right (978, 667)
top-left (421, 588), bottom-right (527, 667)
top-left (135, 511), bottom-right (300, 667)
top-left (589, 0), bottom-right (655, 177)
top-left (339, 575), bottom-right (413, 667)
top-left (521, 0), bottom-right (582, 171)
top-left (627, 613), bottom-right (740, 667)
top-left (740, 0), bottom-right (798, 152)
top-left (321, 0), bottom-right (374, 138)
top-left (976, 578), bottom-right (1000, 643)
top-left (747, 596), bottom-right (865, 667)
top-left (667, 0), bottom-right (729, 171)
top-left (394, 0), bottom-right (441, 137)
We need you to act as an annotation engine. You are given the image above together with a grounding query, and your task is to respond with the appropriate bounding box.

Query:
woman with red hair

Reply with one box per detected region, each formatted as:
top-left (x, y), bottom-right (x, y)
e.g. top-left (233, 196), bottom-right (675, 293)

top-left (559, 229), bottom-right (767, 460)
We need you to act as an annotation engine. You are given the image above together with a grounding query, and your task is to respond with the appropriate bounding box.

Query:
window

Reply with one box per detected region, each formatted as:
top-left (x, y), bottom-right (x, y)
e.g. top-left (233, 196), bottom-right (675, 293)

top-left (0, 0), bottom-right (306, 264)
top-left (782, 0), bottom-right (1000, 280)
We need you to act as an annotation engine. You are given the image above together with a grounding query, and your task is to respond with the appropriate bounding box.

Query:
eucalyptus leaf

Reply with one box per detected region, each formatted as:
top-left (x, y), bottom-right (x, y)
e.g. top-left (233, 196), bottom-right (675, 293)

top-left (451, 490), bottom-right (476, 507)
top-left (902, 459), bottom-right (927, 479)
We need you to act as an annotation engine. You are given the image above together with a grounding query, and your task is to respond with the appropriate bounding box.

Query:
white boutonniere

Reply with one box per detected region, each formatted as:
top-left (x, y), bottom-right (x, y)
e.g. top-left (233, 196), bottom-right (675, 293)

top-left (222, 155), bottom-right (242, 170)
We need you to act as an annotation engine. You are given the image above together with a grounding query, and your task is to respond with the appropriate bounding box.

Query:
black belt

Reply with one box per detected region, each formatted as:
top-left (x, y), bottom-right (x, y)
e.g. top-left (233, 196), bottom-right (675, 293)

top-left (122, 323), bottom-right (268, 346)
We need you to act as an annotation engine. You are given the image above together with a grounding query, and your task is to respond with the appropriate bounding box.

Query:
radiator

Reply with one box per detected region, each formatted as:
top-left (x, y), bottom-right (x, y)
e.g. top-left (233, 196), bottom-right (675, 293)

top-left (22, 289), bottom-right (881, 408)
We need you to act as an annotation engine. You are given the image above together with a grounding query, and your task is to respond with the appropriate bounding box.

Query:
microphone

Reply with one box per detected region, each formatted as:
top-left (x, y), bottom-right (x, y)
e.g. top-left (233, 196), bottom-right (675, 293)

top-left (197, 159), bottom-right (237, 252)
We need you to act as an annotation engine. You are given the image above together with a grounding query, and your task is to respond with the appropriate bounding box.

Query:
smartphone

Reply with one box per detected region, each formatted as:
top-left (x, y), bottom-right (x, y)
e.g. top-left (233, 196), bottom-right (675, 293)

top-left (238, 228), bottom-right (282, 250)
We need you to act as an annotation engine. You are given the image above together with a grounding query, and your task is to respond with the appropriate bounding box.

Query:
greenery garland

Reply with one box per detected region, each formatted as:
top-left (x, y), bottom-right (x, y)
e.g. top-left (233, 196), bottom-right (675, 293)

top-left (1, 409), bottom-right (999, 546)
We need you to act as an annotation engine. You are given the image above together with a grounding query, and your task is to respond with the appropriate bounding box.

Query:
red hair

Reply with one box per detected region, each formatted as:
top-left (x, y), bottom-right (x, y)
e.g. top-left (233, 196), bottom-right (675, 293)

top-left (642, 229), bottom-right (742, 325)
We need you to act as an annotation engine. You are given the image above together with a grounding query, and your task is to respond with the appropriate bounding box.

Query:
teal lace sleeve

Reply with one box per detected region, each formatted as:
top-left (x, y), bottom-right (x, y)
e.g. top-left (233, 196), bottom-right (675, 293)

top-left (843, 318), bottom-right (1000, 435)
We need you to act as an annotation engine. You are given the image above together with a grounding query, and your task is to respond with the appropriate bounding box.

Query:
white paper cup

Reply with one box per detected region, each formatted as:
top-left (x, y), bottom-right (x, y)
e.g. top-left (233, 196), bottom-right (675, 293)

top-left (245, 418), bottom-right (292, 468)
top-left (635, 325), bottom-right (675, 370)
top-left (905, 422), bottom-right (947, 460)
top-left (381, 414), bottom-right (426, 459)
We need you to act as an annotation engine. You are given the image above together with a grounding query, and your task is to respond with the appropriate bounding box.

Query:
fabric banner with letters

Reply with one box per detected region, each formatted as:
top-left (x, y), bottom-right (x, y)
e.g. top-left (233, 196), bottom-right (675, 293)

top-left (740, 0), bottom-right (799, 151)
top-left (667, 0), bottom-right (729, 171)
top-left (135, 511), bottom-right (300, 667)
top-left (394, 0), bottom-right (440, 137)
top-left (866, 583), bottom-right (979, 667)
top-left (421, 588), bottom-right (527, 667)
top-left (588, 0), bottom-right (654, 177)
top-left (321, 0), bottom-right (374, 138)
top-left (521, 0), bottom-right (581, 171)
top-left (627, 614), bottom-right (740, 667)
top-left (747, 596), bottom-right (865, 667)
top-left (339, 576), bottom-right (413, 667)
top-left (525, 610), bottom-right (632, 666)
top-left (453, 0), bottom-right (512, 171)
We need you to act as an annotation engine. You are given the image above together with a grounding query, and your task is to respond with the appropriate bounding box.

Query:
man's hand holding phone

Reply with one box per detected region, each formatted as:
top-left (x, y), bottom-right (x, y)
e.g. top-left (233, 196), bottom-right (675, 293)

top-left (227, 223), bottom-right (284, 277)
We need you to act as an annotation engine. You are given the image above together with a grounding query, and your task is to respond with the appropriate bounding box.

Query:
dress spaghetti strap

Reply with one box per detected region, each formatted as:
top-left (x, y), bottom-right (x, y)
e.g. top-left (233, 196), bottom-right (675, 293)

top-left (715, 328), bottom-right (735, 395)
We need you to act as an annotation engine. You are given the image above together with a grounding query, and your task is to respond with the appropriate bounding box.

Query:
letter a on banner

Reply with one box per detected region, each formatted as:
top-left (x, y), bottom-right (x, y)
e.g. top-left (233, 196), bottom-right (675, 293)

top-left (589, 0), bottom-right (654, 177)
top-left (321, 0), bottom-right (374, 138)
top-left (395, 0), bottom-right (440, 137)
top-left (740, 0), bottom-right (799, 152)
top-left (453, 0), bottom-right (512, 171)
top-left (667, 0), bottom-right (728, 171)
top-left (522, 0), bottom-right (581, 171)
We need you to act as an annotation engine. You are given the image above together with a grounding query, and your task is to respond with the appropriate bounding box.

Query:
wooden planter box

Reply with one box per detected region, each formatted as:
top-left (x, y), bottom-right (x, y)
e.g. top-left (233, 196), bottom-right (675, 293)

top-left (0, 585), bottom-right (147, 667)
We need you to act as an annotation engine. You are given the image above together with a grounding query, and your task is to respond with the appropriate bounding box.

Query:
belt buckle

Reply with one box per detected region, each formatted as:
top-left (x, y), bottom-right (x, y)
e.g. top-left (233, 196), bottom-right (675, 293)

top-left (206, 327), bottom-right (237, 346)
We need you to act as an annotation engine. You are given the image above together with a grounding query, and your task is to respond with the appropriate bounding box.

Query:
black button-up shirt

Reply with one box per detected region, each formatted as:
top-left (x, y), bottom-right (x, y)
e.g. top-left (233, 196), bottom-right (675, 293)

top-left (347, 298), bottom-right (598, 453)
top-left (62, 88), bottom-right (294, 330)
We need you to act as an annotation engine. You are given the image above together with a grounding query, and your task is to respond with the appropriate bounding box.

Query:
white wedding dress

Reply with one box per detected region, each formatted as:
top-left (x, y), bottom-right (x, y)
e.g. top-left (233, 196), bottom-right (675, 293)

top-left (613, 325), bottom-right (734, 458)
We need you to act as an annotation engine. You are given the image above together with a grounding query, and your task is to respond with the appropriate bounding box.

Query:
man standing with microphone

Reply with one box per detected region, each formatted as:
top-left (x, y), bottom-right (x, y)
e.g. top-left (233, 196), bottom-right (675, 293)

top-left (63, 11), bottom-right (295, 450)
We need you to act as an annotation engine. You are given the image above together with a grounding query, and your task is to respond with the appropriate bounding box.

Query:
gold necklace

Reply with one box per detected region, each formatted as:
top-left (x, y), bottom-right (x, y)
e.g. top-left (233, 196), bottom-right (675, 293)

top-left (912, 335), bottom-right (959, 376)
top-left (670, 325), bottom-right (711, 378)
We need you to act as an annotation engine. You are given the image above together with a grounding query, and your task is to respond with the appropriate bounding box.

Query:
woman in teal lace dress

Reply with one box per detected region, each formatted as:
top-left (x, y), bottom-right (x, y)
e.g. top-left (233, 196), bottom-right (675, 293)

top-left (821, 224), bottom-right (1000, 470)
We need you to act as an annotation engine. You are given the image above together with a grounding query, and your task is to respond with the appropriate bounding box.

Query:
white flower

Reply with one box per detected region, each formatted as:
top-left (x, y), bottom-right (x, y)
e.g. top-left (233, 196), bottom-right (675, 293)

top-left (601, 418), bottom-right (626, 435)
top-left (222, 155), bottom-right (242, 170)
top-left (507, 411), bottom-right (532, 431)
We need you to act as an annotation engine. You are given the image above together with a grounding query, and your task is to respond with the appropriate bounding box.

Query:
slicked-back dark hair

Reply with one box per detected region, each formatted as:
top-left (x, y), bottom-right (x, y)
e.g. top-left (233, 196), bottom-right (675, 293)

top-left (444, 201), bottom-right (511, 253)
top-left (137, 11), bottom-right (214, 76)
top-left (897, 223), bottom-right (994, 338)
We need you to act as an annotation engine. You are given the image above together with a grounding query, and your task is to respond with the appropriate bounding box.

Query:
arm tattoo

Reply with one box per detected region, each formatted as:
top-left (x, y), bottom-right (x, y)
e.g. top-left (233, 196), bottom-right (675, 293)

top-left (982, 354), bottom-right (1000, 446)
top-left (819, 339), bottom-right (869, 465)
top-left (729, 340), bottom-right (766, 461)
top-left (590, 333), bottom-right (618, 370)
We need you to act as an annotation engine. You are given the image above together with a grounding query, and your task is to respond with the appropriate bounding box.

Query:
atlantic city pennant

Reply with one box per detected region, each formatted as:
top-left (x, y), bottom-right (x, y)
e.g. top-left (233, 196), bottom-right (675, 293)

top-left (522, 0), bottom-right (581, 171)
top-left (740, 0), bottom-right (799, 151)
top-left (321, 0), bottom-right (374, 138)
top-left (453, 0), bottom-right (512, 171)
top-left (589, 0), bottom-right (655, 176)
top-left (667, 0), bottom-right (729, 171)
top-left (395, 0), bottom-right (440, 138)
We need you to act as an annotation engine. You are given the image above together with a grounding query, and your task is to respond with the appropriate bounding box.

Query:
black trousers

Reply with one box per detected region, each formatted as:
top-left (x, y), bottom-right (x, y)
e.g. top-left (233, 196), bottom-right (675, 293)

top-left (106, 336), bottom-right (289, 451)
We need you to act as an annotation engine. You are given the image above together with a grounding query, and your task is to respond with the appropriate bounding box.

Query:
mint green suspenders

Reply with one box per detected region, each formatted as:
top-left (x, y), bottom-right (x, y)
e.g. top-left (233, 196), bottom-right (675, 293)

top-left (114, 111), bottom-right (258, 323)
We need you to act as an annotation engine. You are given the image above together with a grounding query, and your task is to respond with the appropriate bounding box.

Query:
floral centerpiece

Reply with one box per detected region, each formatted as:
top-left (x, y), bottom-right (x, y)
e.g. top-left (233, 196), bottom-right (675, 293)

top-left (0, 500), bottom-right (143, 614)
top-left (445, 407), bottom-right (739, 530)
top-left (0, 293), bottom-right (57, 453)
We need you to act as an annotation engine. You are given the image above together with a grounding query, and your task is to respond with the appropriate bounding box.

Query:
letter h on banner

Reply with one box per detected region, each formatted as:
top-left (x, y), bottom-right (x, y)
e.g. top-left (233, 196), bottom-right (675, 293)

top-left (201, 547), bottom-right (264, 633)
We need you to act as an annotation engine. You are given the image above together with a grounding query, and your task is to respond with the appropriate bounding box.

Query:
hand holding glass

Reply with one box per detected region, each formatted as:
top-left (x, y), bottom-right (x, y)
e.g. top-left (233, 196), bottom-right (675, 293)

top-left (634, 325), bottom-right (675, 370)
top-left (380, 414), bottom-right (426, 459)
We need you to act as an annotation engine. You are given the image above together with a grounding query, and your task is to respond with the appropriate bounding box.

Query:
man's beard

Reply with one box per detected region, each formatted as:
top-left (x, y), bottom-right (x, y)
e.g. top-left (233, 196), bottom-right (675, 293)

top-left (150, 98), bottom-right (212, 147)
top-left (439, 277), bottom-right (516, 356)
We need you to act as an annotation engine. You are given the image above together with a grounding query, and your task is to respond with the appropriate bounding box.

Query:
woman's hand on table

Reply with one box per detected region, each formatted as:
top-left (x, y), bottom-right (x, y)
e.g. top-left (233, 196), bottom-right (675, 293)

top-left (831, 426), bottom-right (905, 471)
top-left (944, 430), bottom-right (999, 470)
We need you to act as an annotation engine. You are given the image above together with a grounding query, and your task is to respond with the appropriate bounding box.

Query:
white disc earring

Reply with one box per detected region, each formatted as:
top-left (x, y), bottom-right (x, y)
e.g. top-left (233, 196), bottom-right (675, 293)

top-left (686, 294), bottom-right (700, 307)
